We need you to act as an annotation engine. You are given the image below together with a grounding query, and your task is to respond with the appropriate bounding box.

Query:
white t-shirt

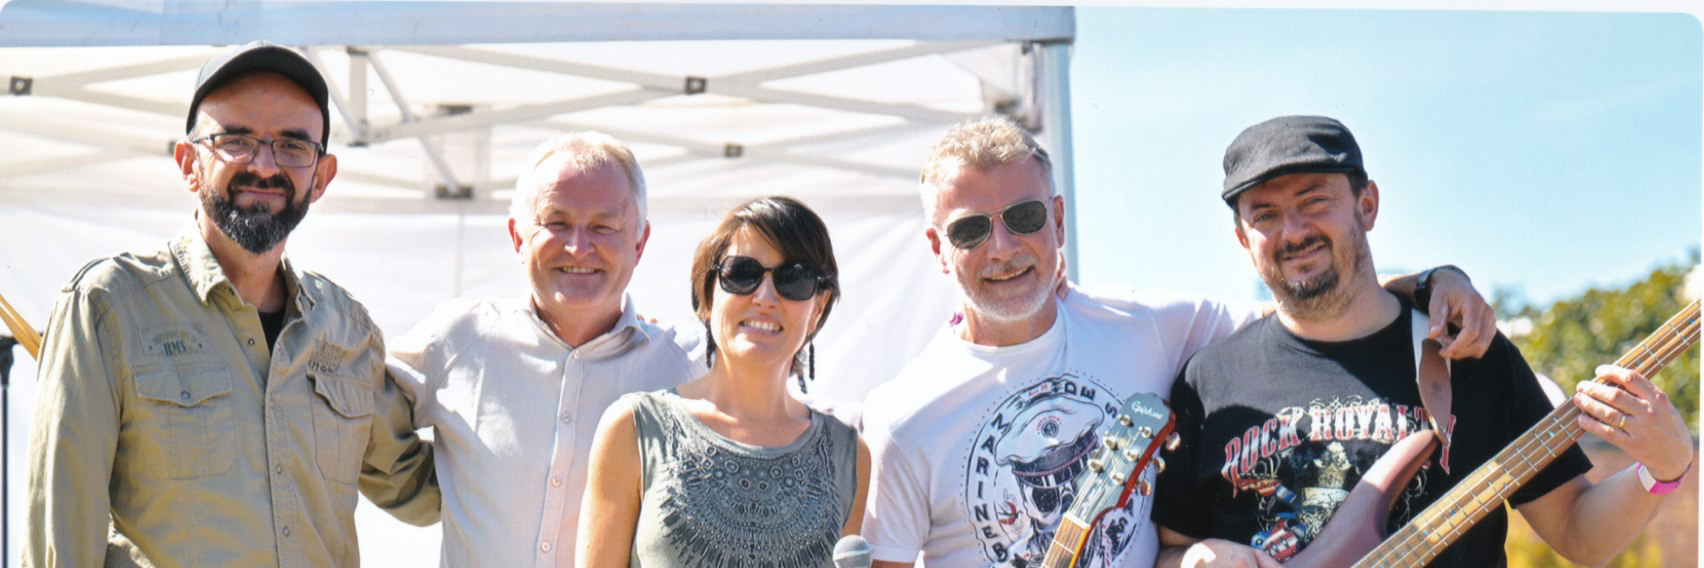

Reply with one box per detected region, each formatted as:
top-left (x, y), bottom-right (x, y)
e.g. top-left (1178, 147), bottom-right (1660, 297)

top-left (861, 289), bottom-right (1254, 567)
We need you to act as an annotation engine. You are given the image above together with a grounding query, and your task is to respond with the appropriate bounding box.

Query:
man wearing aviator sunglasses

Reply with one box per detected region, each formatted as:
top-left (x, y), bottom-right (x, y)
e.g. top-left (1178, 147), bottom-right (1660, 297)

top-left (859, 117), bottom-right (1498, 568)
top-left (940, 198), bottom-right (1051, 251)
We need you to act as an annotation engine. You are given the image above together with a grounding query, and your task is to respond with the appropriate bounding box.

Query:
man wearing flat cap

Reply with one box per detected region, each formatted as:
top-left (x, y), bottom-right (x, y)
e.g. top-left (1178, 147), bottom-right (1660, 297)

top-left (24, 41), bottom-right (437, 567)
top-left (1152, 115), bottom-right (1695, 567)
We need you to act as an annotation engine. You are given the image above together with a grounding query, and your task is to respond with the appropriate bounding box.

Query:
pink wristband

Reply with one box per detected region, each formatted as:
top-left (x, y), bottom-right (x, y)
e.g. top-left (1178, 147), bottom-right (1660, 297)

top-left (1637, 461), bottom-right (1690, 495)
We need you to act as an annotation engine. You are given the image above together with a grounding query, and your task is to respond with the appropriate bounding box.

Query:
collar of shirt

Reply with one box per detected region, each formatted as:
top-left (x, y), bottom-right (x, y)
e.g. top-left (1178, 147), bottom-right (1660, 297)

top-left (523, 294), bottom-right (655, 359)
top-left (168, 223), bottom-right (316, 318)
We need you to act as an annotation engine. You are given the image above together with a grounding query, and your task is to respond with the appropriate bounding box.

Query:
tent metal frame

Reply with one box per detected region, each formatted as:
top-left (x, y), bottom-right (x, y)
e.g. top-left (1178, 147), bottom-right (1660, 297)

top-left (1, 1), bottom-right (1080, 272)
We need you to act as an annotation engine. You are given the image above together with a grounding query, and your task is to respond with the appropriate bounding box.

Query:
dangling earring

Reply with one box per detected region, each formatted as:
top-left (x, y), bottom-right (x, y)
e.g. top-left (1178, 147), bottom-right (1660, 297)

top-left (703, 320), bottom-right (714, 369)
top-left (795, 341), bottom-right (816, 394)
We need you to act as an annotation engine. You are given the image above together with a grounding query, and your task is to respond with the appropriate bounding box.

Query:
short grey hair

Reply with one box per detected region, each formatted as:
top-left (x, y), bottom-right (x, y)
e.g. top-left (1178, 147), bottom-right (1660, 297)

top-left (511, 131), bottom-right (648, 224)
top-left (918, 116), bottom-right (1055, 220)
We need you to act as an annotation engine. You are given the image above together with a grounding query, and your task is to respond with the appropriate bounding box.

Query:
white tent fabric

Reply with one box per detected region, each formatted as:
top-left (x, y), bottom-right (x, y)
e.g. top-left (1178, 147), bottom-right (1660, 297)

top-left (0, 2), bottom-right (1076, 565)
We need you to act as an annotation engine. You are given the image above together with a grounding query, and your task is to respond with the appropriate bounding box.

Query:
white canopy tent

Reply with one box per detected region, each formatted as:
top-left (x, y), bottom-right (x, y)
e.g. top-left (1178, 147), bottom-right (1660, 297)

top-left (0, 1), bottom-right (1076, 564)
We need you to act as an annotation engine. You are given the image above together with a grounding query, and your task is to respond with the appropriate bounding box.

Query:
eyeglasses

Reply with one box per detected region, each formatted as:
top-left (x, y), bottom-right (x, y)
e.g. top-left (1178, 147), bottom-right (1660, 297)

top-left (714, 256), bottom-right (825, 301)
top-left (943, 198), bottom-right (1049, 249)
top-left (192, 133), bottom-right (324, 168)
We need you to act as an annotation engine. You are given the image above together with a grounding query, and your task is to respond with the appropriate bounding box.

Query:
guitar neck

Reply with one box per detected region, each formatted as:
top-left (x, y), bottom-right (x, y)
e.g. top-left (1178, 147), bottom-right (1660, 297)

top-left (1355, 300), bottom-right (1700, 568)
top-left (1039, 517), bottom-right (1093, 568)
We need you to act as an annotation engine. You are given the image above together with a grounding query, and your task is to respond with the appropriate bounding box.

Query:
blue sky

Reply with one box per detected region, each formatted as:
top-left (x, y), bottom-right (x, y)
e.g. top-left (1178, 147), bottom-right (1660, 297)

top-left (1068, 7), bottom-right (1702, 307)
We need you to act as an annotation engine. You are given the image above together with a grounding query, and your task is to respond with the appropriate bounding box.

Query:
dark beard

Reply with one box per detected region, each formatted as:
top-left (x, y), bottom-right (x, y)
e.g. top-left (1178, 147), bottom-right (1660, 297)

top-left (1279, 235), bottom-right (1341, 301)
top-left (203, 170), bottom-right (310, 254)
top-left (1263, 230), bottom-right (1368, 321)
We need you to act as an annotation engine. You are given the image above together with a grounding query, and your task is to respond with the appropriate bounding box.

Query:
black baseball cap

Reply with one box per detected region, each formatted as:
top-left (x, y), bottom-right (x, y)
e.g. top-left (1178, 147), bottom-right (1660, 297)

top-left (186, 41), bottom-right (331, 143)
top-left (1221, 115), bottom-right (1363, 204)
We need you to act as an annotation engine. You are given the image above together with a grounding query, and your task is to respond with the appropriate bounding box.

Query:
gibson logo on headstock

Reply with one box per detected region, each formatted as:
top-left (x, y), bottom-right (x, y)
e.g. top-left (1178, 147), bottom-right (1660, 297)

top-left (1130, 399), bottom-right (1166, 422)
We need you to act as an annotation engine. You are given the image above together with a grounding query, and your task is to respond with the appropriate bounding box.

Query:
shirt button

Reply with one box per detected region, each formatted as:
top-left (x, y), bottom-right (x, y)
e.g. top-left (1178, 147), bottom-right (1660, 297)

top-left (550, 476), bottom-right (562, 488)
top-left (540, 541), bottom-right (552, 553)
top-left (179, 391), bottom-right (191, 401)
top-left (282, 526), bottom-right (291, 537)
top-left (560, 412), bottom-right (572, 423)
top-left (274, 465), bottom-right (284, 475)
top-left (247, 338), bottom-right (256, 346)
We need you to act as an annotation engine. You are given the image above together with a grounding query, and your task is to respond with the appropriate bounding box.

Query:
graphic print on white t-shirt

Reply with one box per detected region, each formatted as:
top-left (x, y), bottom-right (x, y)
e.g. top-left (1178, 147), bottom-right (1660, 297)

top-left (960, 370), bottom-right (1150, 568)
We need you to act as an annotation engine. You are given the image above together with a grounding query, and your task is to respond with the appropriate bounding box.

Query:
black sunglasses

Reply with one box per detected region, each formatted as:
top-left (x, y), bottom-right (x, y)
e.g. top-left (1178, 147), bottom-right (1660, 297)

top-left (944, 198), bottom-right (1050, 249)
top-left (715, 256), bottom-right (825, 301)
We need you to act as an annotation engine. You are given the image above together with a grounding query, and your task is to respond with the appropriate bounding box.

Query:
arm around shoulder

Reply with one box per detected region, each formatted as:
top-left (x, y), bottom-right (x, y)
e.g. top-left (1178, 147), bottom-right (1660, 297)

top-left (359, 332), bottom-right (440, 526)
top-left (576, 398), bottom-right (645, 568)
top-left (1381, 266), bottom-right (1496, 359)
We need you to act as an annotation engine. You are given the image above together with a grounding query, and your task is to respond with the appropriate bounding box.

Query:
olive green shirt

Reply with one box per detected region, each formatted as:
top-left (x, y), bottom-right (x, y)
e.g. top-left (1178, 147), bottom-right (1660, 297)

top-left (24, 226), bottom-right (438, 568)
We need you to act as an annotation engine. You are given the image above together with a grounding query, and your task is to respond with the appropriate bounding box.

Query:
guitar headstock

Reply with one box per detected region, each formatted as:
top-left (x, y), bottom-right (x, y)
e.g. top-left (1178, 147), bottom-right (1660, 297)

top-left (1066, 392), bottom-right (1178, 524)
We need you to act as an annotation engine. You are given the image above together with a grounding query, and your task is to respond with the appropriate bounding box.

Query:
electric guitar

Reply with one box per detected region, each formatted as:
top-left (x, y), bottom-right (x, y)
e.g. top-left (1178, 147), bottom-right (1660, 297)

top-left (1038, 391), bottom-right (1179, 568)
top-left (1286, 300), bottom-right (1701, 567)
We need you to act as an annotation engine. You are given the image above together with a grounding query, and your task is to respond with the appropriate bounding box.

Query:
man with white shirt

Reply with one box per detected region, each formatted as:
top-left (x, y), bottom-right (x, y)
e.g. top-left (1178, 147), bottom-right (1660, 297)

top-left (387, 132), bottom-right (702, 567)
top-left (858, 116), bottom-right (1495, 568)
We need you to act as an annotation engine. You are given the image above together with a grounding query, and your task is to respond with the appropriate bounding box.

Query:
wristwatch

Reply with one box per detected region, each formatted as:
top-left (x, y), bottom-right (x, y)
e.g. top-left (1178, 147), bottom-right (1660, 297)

top-left (1414, 265), bottom-right (1462, 309)
top-left (1637, 461), bottom-right (1690, 494)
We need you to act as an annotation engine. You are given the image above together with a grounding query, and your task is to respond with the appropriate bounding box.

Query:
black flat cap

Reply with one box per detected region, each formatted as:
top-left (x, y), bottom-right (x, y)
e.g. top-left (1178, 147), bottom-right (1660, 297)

top-left (186, 41), bottom-right (330, 143)
top-left (1221, 115), bottom-right (1363, 204)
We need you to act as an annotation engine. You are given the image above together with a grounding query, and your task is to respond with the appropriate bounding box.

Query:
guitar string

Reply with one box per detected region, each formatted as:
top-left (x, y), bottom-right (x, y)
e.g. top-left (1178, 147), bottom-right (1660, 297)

top-left (1367, 308), bottom-right (1698, 566)
top-left (1368, 314), bottom-right (1696, 567)
top-left (1355, 302), bottom-right (1698, 567)
top-left (1378, 311), bottom-right (1699, 565)
top-left (1044, 412), bottom-right (1172, 566)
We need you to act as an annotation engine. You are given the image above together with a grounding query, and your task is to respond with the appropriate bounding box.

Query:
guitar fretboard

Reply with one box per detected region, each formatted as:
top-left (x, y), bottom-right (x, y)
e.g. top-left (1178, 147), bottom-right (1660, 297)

top-left (1040, 518), bottom-right (1092, 568)
top-left (1354, 300), bottom-right (1700, 568)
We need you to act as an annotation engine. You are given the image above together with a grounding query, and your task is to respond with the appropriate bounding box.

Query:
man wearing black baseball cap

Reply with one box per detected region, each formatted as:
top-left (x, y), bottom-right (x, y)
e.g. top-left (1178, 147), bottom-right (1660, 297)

top-left (1152, 115), bottom-right (1694, 567)
top-left (25, 41), bottom-right (437, 567)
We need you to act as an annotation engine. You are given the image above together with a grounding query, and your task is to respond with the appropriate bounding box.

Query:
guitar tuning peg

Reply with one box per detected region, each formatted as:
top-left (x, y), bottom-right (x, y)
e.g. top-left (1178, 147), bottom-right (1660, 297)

top-left (1102, 435), bottom-right (1120, 451)
top-left (1118, 415), bottom-right (1134, 427)
top-left (1138, 479), bottom-right (1153, 496)
top-left (1123, 448), bottom-right (1140, 461)
top-left (1153, 456), bottom-right (1166, 474)
top-left (1165, 432), bottom-right (1182, 451)
top-left (1139, 427), bottom-right (1154, 439)
top-left (1112, 472), bottom-right (1127, 485)
top-left (1088, 459), bottom-right (1105, 473)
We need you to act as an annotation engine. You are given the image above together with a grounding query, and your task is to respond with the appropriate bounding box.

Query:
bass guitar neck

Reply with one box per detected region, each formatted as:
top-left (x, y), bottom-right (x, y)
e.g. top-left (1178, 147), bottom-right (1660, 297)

top-left (1287, 300), bottom-right (1700, 568)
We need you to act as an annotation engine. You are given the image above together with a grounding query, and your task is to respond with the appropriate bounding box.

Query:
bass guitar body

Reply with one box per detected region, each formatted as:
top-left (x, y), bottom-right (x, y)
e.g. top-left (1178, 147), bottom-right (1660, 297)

top-left (1283, 432), bottom-right (1437, 567)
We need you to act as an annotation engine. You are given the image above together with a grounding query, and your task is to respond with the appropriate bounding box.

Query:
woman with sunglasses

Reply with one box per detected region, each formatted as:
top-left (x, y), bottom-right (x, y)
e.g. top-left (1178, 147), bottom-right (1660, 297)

top-left (577, 196), bottom-right (870, 567)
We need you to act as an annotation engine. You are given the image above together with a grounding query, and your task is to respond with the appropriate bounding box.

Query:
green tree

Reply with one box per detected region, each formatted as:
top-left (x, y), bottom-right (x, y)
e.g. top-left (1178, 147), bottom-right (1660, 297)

top-left (1500, 251), bottom-right (1700, 431)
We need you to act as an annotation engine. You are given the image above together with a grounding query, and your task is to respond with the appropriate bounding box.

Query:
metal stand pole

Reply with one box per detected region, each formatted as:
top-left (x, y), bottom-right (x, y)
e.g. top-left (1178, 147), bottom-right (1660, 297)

top-left (0, 335), bottom-right (15, 567)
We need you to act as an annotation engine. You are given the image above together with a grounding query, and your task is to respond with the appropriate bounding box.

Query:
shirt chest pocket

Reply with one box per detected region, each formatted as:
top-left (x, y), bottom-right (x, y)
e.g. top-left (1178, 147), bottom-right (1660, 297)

top-left (309, 371), bottom-right (375, 485)
top-left (132, 361), bottom-right (236, 480)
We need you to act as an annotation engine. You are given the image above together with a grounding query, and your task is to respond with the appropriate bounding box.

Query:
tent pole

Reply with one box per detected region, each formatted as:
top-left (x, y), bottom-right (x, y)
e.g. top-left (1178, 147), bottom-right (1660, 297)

top-left (1036, 40), bottom-right (1078, 283)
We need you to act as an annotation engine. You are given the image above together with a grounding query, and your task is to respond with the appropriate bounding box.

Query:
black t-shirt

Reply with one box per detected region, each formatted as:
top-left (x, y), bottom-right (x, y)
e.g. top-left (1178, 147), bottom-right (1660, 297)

top-left (1152, 295), bottom-right (1592, 567)
top-left (259, 308), bottom-right (285, 349)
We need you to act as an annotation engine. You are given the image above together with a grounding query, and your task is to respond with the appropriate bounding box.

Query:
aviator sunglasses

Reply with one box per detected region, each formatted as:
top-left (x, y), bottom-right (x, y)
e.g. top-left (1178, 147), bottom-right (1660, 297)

top-left (715, 256), bottom-right (826, 301)
top-left (943, 198), bottom-right (1050, 249)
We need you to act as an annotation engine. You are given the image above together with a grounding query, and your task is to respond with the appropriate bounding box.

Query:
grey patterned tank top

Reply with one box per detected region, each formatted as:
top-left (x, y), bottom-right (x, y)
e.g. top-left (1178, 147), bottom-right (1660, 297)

top-left (626, 390), bottom-right (859, 568)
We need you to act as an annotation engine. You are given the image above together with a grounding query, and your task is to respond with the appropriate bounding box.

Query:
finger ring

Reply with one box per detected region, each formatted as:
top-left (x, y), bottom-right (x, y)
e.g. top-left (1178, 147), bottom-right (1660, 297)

top-left (1617, 413), bottom-right (1629, 430)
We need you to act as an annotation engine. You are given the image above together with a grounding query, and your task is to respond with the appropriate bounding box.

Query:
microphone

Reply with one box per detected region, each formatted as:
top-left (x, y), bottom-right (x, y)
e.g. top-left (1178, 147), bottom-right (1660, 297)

top-left (832, 535), bottom-right (872, 568)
